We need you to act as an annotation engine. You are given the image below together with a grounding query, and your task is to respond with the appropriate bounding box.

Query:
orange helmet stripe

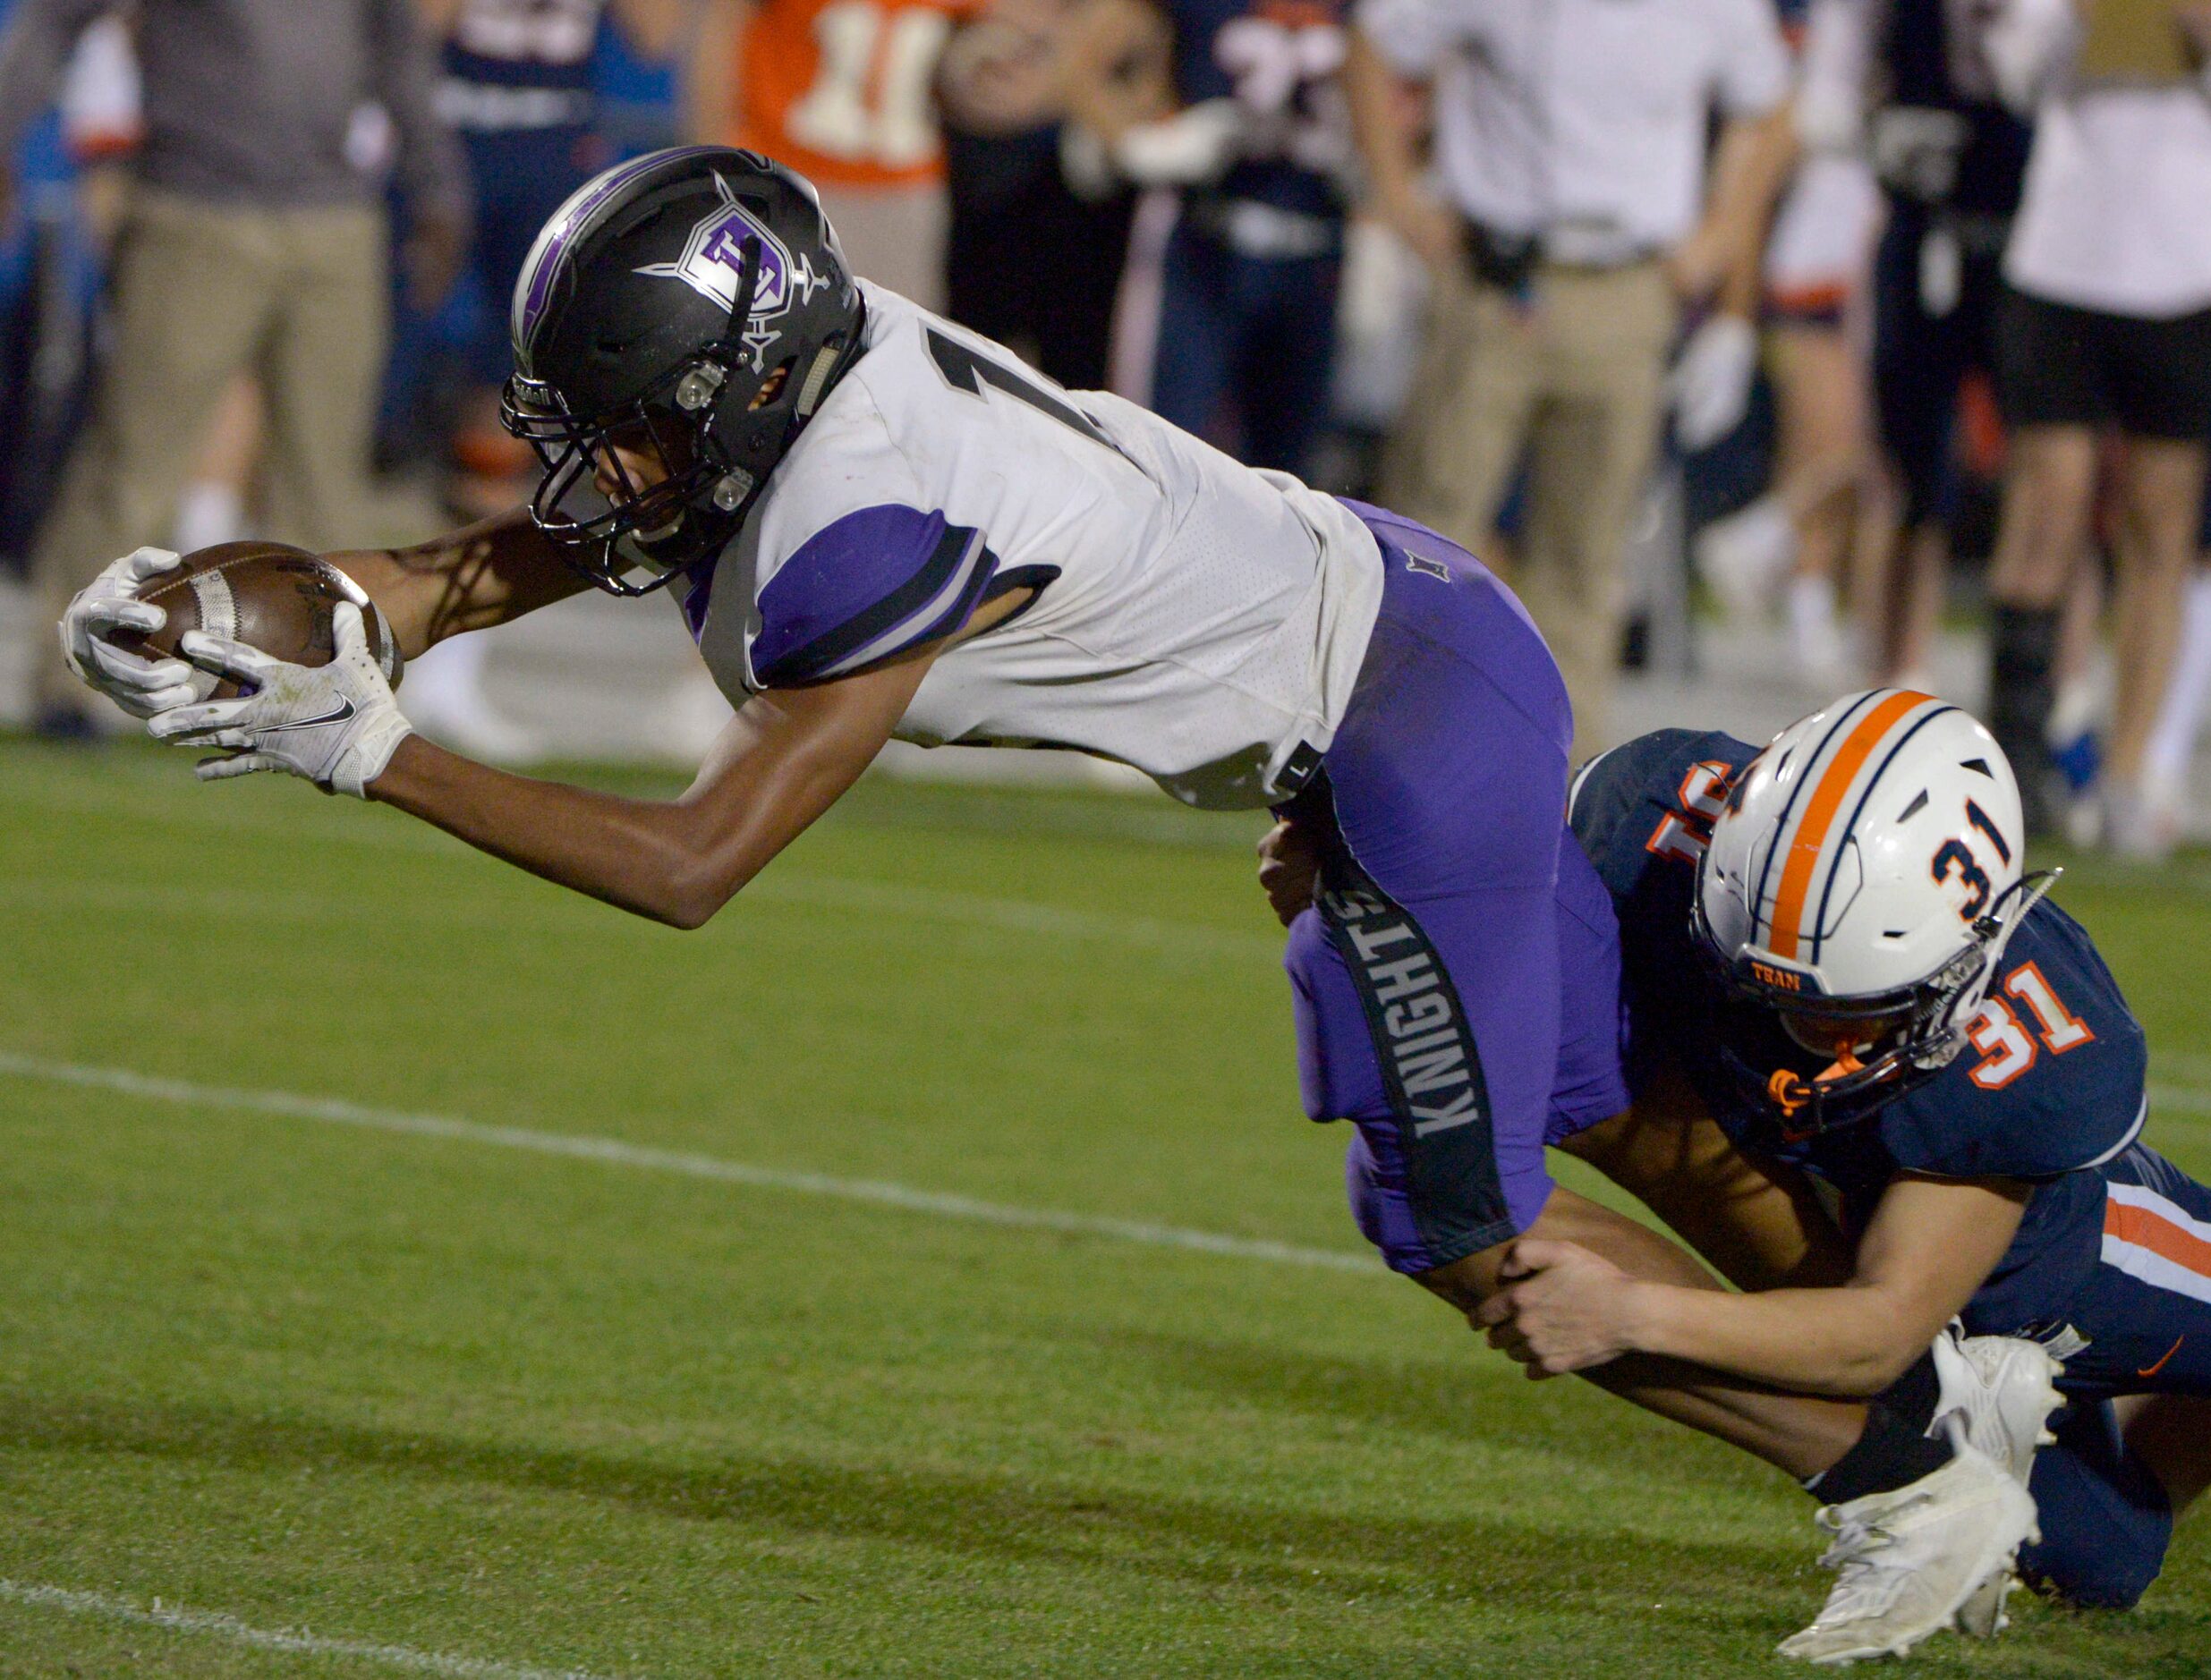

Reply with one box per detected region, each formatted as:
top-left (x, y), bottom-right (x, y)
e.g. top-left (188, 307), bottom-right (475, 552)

top-left (1767, 690), bottom-right (1929, 959)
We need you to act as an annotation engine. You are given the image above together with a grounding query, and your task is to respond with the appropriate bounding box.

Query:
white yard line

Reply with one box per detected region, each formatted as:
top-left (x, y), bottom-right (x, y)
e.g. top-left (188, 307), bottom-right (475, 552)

top-left (0, 1052), bottom-right (1373, 1275)
top-left (0, 1580), bottom-right (619, 1680)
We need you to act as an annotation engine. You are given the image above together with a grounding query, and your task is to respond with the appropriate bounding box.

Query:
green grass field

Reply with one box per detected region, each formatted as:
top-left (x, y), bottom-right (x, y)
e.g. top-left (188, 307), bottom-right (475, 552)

top-left (3, 738), bottom-right (2207, 1679)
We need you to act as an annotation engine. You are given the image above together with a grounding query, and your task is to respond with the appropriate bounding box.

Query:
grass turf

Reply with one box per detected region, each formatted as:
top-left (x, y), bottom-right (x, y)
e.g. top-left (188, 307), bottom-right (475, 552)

top-left (1, 738), bottom-right (2207, 1678)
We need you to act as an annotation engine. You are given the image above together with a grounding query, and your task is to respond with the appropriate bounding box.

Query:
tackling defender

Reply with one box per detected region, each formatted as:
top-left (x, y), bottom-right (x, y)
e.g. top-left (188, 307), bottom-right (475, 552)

top-left (1487, 694), bottom-right (2211, 1632)
top-left (64, 148), bottom-right (2037, 1652)
top-left (1260, 692), bottom-right (2211, 1656)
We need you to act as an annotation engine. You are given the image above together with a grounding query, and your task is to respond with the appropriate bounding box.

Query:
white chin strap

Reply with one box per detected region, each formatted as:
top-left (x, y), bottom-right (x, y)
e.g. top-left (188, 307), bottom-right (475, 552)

top-left (1984, 869), bottom-right (2061, 972)
top-left (1936, 869), bottom-right (2063, 1051)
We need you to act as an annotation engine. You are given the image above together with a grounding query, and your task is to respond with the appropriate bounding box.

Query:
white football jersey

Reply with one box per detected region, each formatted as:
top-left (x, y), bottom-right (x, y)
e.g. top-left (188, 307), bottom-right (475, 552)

top-left (687, 283), bottom-right (1385, 810)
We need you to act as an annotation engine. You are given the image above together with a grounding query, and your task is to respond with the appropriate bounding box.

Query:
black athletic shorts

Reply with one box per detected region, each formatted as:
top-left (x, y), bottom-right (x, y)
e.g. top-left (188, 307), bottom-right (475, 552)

top-left (1995, 284), bottom-right (2211, 441)
top-left (1871, 202), bottom-right (2011, 529)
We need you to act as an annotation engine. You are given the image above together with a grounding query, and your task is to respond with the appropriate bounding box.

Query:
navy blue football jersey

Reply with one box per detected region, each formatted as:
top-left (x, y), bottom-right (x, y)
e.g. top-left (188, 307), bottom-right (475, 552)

top-left (1873, 0), bottom-right (2030, 217)
top-left (1165, 0), bottom-right (1350, 218)
top-left (1570, 729), bottom-right (2150, 1329)
top-left (445, 0), bottom-right (606, 92)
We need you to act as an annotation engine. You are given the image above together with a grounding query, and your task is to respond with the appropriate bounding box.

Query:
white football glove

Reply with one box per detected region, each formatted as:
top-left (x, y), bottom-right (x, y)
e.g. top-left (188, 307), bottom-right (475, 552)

top-left (1669, 312), bottom-right (1759, 453)
top-left (56, 545), bottom-right (198, 717)
top-left (148, 602), bottom-right (412, 797)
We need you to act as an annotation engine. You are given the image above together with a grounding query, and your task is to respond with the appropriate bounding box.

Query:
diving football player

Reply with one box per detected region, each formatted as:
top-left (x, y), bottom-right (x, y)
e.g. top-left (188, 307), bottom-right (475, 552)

top-left (63, 143), bottom-right (1680, 1355)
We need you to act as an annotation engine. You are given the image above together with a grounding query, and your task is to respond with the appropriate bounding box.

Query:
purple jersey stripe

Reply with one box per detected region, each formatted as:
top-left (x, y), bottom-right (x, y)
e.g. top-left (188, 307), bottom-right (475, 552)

top-left (753, 505), bottom-right (993, 687)
top-left (680, 564), bottom-right (716, 643)
top-left (815, 528), bottom-right (992, 680)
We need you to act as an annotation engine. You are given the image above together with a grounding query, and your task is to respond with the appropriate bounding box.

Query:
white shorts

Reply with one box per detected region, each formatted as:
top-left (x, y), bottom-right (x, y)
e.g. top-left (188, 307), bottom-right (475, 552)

top-left (1763, 154), bottom-right (1883, 321)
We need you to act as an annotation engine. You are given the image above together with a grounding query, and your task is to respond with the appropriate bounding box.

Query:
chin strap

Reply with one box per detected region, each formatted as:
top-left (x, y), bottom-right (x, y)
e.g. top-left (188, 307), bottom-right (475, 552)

top-left (1982, 868), bottom-right (2061, 969)
top-left (715, 234), bottom-right (765, 364)
top-left (1942, 868), bottom-right (2062, 1031)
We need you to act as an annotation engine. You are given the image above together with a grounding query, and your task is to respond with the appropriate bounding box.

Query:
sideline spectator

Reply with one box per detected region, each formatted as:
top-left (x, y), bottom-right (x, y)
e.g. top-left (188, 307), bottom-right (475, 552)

top-left (691, 0), bottom-right (979, 309)
top-left (1696, 0), bottom-right (1884, 694)
top-left (594, 0), bottom-right (689, 157)
top-left (415, 0), bottom-right (682, 516)
top-left (381, 0), bottom-right (681, 764)
top-left (1345, 0), bottom-right (1792, 756)
top-left (935, 0), bottom-right (1152, 388)
top-left (0, 0), bottom-right (470, 736)
top-left (1858, 0), bottom-right (2032, 692)
top-left (1062, 0), bottom-right (1355, 474)
top-left (0, 7), bottom-right (131, 574)
top-left (1980, 0), bottom-right (2211, 846)
top-left (2139, 518), bottom-right (2211, 847)
top-left (380, 0), bottom-right (603, 761)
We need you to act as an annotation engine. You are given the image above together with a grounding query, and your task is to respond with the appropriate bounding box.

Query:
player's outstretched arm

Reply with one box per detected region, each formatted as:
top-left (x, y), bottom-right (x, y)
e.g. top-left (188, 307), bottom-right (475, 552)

top-left (366, 648), bottom-right (939, 928)
top-left (328, 505), bottom-right (597, 660)
top-left (1483, 1173), bottom-right (2031, 1396)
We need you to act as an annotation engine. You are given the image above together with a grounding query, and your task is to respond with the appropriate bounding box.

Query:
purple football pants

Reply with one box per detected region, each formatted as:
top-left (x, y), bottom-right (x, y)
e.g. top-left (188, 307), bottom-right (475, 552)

top-left (1285, 502), bottom-right (1630, 1275)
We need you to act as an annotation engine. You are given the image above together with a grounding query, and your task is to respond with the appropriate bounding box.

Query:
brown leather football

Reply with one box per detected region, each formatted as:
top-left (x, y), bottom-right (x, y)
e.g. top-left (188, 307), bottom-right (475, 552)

top-left (112, 541), bottom-right (405, 702)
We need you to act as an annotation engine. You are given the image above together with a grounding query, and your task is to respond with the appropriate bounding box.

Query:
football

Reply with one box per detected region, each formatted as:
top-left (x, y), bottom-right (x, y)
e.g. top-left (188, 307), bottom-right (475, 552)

top-left (113, 540), bottom-right (406, 703)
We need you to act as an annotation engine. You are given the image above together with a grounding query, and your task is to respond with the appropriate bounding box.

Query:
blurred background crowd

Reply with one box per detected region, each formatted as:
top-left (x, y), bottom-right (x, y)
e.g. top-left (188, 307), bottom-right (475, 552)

top-left (4, 0), bottom-right (2211, 857)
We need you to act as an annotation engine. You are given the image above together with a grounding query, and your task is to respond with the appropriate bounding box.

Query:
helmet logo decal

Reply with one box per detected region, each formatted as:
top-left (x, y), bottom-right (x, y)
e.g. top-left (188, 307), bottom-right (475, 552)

top-left (635, 174), bottom-right (834, 371)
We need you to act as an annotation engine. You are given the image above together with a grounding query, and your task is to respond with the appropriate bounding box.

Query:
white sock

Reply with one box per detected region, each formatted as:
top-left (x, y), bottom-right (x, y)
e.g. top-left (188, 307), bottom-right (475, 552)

top-left (171, 480), bottom-right (244, 554)
top-left (2145, 569), bottom-right (2211, 795)
top-left (1787, 573), bottom-right (1837, 643)
top-left (2048, 671), bottom-right (2103, 750)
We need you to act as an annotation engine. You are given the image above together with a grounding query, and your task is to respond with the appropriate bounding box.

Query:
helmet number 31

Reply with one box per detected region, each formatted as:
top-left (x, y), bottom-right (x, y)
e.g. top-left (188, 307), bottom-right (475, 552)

top-left (1932, 797), bottom-right (2011, 921)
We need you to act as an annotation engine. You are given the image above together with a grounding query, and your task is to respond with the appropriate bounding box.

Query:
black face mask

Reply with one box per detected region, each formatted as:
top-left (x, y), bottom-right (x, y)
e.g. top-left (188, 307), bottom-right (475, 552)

top-left (1691, 871), bottom-right (2060, 1141)
top-left (503, 361), bottom-right (748, 595)
top-left (1706, 993), bottom-right (1952, 1141)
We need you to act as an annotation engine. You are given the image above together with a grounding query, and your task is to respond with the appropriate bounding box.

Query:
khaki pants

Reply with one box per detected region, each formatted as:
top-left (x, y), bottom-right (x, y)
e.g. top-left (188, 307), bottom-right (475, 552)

top-left (1381, 259), bottom-right (1675, 758)
top-left (813, 180), bottom-right (948, 313)
top-left (30, 188), bottom-right (387, 716)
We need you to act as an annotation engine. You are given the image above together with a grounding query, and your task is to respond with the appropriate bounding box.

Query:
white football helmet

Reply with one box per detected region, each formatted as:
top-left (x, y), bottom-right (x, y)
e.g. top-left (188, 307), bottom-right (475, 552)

top-left (1694, 690), bottom-right (2054, 1133)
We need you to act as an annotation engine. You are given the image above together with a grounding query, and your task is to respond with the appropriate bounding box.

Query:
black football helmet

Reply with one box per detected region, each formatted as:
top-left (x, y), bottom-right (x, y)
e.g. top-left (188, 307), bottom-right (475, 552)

top-left (501, 147), bottom-right (866, 594)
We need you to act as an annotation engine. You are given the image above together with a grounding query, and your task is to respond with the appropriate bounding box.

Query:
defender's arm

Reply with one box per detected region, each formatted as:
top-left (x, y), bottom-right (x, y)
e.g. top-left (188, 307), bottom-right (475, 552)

top-left (368, 646), bottom-right (938, 929)
top-left (1486, 1172), bottom-right (2030, 1396)
top-left (1558, 1073), bottom-right (1857, 1294)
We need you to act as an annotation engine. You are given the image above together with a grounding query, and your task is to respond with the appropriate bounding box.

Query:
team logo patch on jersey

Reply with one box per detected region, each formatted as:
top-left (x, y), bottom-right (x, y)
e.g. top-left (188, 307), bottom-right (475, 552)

top-left (635, 174), bottom-right (832, 369)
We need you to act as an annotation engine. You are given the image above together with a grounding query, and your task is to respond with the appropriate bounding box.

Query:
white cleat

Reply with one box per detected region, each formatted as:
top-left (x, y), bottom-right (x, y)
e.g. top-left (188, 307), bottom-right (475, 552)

top-left (1932, 1329), bottom-right (2067, 1488)
top-left (1777, 1441), bottom-right (2038, 1666)
top-left (1929, 1331), bottom-right (2066, 1638)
